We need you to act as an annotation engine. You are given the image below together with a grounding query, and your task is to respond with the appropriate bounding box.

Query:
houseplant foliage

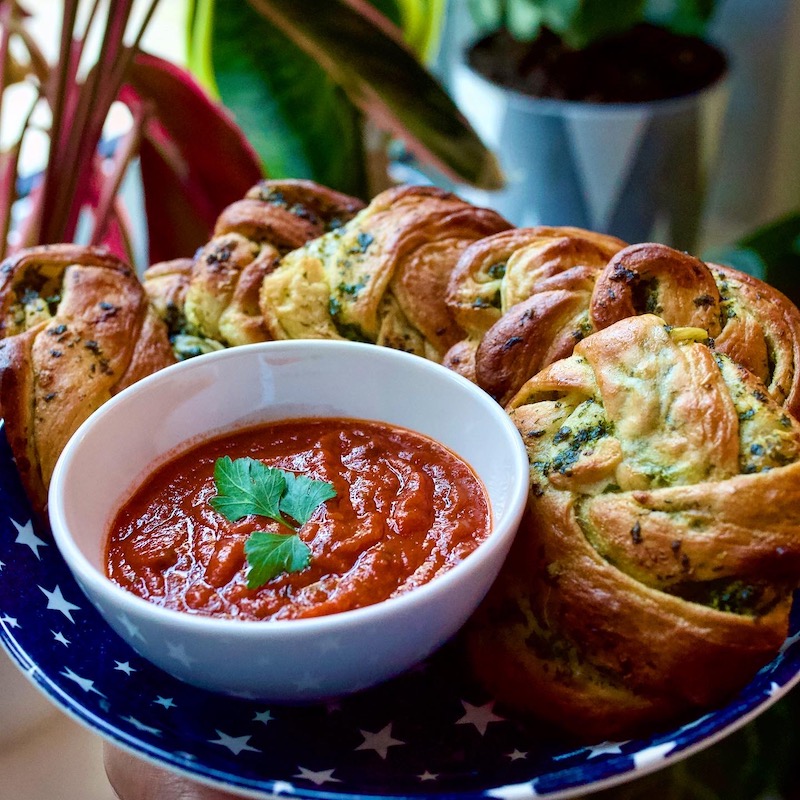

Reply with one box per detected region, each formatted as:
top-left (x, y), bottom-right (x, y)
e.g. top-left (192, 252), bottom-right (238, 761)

top-left (467, 0), bottom-right (718, 49)
top-left (465, 0), bottom-right (724, 103)
top-left (0, 0), bottom-right (500, 266)
top-left (186, 0), bottom-right (503, 198)
top-left (0, 0), bottom-right (264, 265)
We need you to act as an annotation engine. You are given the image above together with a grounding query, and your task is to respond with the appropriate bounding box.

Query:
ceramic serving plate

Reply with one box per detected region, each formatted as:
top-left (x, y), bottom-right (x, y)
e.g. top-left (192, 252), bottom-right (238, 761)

top-left (1, 423), bottom-right (799, 800)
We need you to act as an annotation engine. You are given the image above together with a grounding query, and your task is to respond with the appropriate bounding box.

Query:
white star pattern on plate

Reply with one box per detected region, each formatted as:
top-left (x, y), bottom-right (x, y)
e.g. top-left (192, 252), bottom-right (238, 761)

top-left (632, 741), bottom-right (676, 768)
top-left (60, 666), bottom-right (105, 697)
top-left (456, 700), bottom-right (504, 735)
top-left (253, 709), bottom-right (274, 725)
top-left (1, 613), bottom-right (19, 628)
top-left (418, 770), bottom-right (438, 781)
top-left (587, 741), bottom-right (627, 759)
top-left (294, 767), bottom-right (340, 785)
top-left (117, 613), bottom-right (146, 642)
top-left (52, 630), bottom-right (70, 646)
top-left (487, 780), bottom-right (539, 798)
top-left (0, 558), bottom-right (5, 571)
top-left (154, 696), bottom-right (176, 709)
top-left (209, 731), bottom-right (260, 755)
top-left (114, 661), bottom-right (135, 675)
top-left (39, 585), bottom-right (80, 621)
top-left (356, 723), bottom-right (404, 759)
top-left (507, 749), bottom-right (527, 761)
top-left (121, 716), bottom-right (162, 736)
top-left (12, 518), bottom-right (47, 558)
top-left (166, 641), bottom-right (196, 667)
top-left (780, 629), bottom-right (800, 654)
top-left (293, 671), bottom-right (321, 691)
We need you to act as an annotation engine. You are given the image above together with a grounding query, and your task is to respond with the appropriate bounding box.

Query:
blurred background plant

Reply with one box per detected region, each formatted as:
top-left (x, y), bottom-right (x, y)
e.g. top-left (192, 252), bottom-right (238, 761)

top-left (466, 0), bottom-right (718, 48)
top-left (0, 0), bottom-right (500, 269)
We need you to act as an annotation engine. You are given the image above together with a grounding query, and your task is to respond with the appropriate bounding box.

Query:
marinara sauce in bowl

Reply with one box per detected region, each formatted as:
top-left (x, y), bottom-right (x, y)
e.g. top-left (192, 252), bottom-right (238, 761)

top-left (49, 341), bottom-right (529, 700)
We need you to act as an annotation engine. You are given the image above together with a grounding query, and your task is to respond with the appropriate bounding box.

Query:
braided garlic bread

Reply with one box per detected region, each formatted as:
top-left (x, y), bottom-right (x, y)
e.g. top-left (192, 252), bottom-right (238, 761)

top-left (144, 179), bottom-right (365, 355)
top-left (480, 242), bottom-right (800, 413)
top-left (467, 314), bottom-right (800, 739)
top-left (259, 185), bottom-right (511, 360)
top-left (0, 245), bottom-right (176, 512)
top-left (443, 226), bottom-right (626, 387)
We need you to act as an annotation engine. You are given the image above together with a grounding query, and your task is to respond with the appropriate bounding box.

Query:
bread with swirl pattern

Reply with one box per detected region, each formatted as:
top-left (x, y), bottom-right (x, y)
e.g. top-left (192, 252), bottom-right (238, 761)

top-left (443, 226), bottom-right (626, 386)
top-left (467, 314), bottom-right (800, 739)
top-left (0, 245), bottom-right (176, 513)
top-left (144, 179), bottom-right (365, 355)
top-left (480, 242), bottom-right (800, 413)
top-left (259, 185), bottom-right (511, 361)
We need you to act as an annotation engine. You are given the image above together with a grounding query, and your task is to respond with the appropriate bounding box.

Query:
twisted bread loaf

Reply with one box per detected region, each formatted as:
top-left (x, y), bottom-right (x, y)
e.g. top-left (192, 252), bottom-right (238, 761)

top-left (443, 226), bottom-right (626, 387)
top-left (144, 180), bottom-right (365, 356)
top-left (470, 242), bottom-right (800, 412)
top-left (467, 314), bottom-right (800, 739)
top-left (0, 245), bottom-right (176, 512)
top-left (259, 185), bottom-right (511, 360)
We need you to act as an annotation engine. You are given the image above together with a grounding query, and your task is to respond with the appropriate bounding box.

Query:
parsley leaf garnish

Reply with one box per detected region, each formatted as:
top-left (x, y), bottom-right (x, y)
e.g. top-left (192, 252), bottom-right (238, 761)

top-left (210, 457), bottom-right (289, 527)
top-left (244, 531), bottom-right (311, 589)
top-left (209, 456), bottom-right (336, 589)
top-left (280, 470), bottom-right (337, 526)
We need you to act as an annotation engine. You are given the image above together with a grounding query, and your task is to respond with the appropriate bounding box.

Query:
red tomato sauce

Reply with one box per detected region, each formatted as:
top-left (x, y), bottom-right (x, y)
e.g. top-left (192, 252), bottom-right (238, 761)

top-left (106, 418), bottom-right (491, 620)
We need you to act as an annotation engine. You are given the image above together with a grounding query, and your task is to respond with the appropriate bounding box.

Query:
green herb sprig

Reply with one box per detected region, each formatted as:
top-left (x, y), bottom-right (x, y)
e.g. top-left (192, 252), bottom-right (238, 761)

top-left (210, 456), bottom-right (336, 589)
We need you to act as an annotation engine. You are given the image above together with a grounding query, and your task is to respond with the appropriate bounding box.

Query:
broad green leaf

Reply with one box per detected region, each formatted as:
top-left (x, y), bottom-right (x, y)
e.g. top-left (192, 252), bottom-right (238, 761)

top-left (204, 0), bottom-right (368, 196)
top-left (550, 0), bottom-right (646, 49)
top-left (704, 212), bottom-right (800, 311)
top-left (245, 0), bottom-right (504, 190)
top-left (280, 471), bottom-right (337, 527)
top-left (646, 0), bottom-right (718, 36)
top-left (244, 531), bottom-right (312, 588)
top-left (210, 456), bottom-right (287, 523)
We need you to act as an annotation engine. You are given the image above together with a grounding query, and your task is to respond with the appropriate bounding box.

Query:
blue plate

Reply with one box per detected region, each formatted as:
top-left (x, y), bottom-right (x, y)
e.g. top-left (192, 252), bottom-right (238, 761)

top-left (1, 425), bottom-right (799, 799)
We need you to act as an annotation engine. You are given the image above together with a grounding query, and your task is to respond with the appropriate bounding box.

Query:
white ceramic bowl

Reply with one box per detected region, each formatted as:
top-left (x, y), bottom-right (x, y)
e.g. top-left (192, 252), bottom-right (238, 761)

top-left (48, 340), bottom-right (529, 701)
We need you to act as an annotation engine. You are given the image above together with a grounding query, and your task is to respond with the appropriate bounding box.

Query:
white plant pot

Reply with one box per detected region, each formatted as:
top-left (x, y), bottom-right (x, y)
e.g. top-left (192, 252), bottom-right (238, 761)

top-left (451, 56), bottom-right (728, 251)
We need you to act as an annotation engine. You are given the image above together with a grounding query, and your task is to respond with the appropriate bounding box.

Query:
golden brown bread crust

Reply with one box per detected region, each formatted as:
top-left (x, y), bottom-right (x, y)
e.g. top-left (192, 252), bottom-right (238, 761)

top-left (260, 185), bottom-right (511, 360)
top-left (467, 315), bottom-right (800, 740)
top-left (443, 227), bottom-right (626, 399)
top-left (473, 241), bottom-right (800, 414)
top-left (146, 180), bottom-right (366, 351)
top-left (0, 245), bottom-right (176, 512)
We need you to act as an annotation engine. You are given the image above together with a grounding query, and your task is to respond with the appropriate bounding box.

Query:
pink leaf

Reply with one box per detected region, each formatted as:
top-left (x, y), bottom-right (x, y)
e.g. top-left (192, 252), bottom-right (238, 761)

top-left (121, 51), bottom-right (264, 264)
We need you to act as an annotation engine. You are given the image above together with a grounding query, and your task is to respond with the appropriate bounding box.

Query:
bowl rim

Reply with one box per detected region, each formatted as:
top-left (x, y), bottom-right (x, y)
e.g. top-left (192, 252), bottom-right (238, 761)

top-left (48, 339), bottom-right (530, 635)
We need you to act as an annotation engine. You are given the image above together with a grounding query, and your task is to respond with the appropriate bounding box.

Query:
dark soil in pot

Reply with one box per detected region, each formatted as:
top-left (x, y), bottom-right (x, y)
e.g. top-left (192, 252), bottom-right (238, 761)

top-left (467, 23), bottom-right (727, 103)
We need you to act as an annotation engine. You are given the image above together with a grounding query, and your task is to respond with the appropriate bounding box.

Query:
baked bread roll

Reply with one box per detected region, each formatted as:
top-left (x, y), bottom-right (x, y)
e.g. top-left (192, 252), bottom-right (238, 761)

top-left (145, 179), bottom-right (365, 353)
top-left (443, 226), bottom-right (626, 387)
top-left (467, 314), bottom-right (800, 740)
top-left (478, 242), bottom-right (800, 413)
top-left (0, 245), bottom-right (176, 513)
top-left (259, 185), bottom-right (511, 361)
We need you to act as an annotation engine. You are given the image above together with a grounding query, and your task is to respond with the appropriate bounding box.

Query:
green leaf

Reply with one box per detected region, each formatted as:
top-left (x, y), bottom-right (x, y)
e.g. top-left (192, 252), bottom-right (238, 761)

top-left (280, 471), bottom-right (337, 526)
top-left (244, 0), bottom-right (504, 190)
top-left (704, 212), bottom-right (800, 311)
top-left (210, 456), bottom-right (287, 523)
top-left (552, 0), bottom-right (646, 49)
top-left (203, 0), bottom-right (368, 196)
top-left (645, 0), bottom-right (718, 37)
top-left (244, 531), bottom-right (311, 588)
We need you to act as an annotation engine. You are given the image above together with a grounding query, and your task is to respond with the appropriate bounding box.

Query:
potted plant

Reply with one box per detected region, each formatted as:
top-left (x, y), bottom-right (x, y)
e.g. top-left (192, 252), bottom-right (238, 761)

top-left (447, 0), bottom-right (728, 250)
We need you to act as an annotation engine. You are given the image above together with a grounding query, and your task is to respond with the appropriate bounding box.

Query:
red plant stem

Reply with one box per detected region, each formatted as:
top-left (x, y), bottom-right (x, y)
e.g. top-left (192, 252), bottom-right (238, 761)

top-left (32, 0), bottom-right (80, 245)
top-left (44, 0), bottom-right (136, 244)
top-left (89, 103), bottom-right (147, 248)
top-left (0, 96), bottom-right (36, 259)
